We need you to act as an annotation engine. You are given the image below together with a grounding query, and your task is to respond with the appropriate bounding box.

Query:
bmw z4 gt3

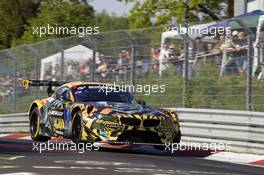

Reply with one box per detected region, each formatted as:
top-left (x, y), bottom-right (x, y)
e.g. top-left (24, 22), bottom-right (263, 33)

top-left (22, 80), bottom-right (181, 149)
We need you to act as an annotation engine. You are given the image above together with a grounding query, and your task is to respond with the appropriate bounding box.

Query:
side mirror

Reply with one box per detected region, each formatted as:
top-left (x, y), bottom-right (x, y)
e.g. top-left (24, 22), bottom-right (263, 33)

top-left (138, 100), bottom-right (146, 106)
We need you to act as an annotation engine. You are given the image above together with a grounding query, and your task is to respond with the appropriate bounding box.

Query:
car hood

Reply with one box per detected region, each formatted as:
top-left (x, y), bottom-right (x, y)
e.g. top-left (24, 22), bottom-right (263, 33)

top-left (87, 101), bottom-right (164, 116)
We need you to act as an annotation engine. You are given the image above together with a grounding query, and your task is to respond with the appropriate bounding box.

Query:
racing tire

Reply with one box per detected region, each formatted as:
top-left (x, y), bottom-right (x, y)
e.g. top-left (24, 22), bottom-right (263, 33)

top-left (154, 131), bottom-right (181, 151)
top-left (154, 145), bottom-right (166, 151)
top-left (29, 107), bottom-right (51, 142)
top-left (71, 111), bottom-right (83, 144)
top-left (173, 130), bottom-right (181, 143)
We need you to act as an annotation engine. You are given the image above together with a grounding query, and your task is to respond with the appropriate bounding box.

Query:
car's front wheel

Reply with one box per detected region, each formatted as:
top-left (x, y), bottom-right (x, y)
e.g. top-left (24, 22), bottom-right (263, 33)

top-left (173, 130), bottom-right (181, 143)
top-left (154, 131), bottom-right (181, 151)
top-left (71, 111), bottom-right (83, 143)
top-left (29, 107), bottom-right (51, 142)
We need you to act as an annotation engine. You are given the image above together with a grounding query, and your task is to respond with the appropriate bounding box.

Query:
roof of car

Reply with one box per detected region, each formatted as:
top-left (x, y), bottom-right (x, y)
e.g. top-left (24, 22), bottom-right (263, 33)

top-left (63, 81), bottom-right (114, 88)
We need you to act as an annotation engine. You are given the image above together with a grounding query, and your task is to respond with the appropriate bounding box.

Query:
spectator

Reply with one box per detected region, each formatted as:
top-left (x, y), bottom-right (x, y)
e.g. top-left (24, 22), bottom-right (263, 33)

top-left (168, 44), bottom-right (177, 63)
top-left (96, 57), bottom-right (108, 79)
top-left (189, 40), bottom-right (197, 60)
top-left (207, 43), bottom-right (219, 54)
top-left (176, 49), bottom-right (184, 74)
top-left (195, 37), bottom-right (206, 56)
top-left (233, 31), bottom-right (248, 74)
top-left (151, 48), bottom-right (159, 72)
top-left (66, 61), bottom-right (74, 81)
top-left (80, 59), bottom-right (91, 81)
top-left (159, 45), bottom-right (169, 73)
top-left (232, 30), bottom-right (239, 41)
top-left (219, 34), bottom-right (237, 75)
top-left (116, 51), bottom-right (128, 82)
top-left (3, 75), bottom-right (12, 86)
top-left (138, 52), bottom-right (150, 77)
top-left (206, 43), bottom-right (221, 64)
top-left (6, 86), bottom-right (14, 101)
top-left (46, 65), bottom-right (53, 80)
top-left (257, 63), bottom-right (264, 80)
top-left (125, 51), bottom-right (132, 79)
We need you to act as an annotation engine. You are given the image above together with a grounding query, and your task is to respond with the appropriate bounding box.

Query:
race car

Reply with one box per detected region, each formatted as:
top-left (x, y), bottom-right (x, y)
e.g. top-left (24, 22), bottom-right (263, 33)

top-left (22, 80), bottom-right (181, 148)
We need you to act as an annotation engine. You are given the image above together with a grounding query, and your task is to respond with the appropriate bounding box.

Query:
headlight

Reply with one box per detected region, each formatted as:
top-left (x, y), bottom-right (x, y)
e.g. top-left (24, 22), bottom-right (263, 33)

top-left (94, 113), bottom-right (118, 123)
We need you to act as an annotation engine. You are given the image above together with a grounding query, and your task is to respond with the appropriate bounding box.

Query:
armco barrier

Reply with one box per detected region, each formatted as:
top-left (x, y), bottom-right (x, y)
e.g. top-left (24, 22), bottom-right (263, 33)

top-left (0, 108), bottom-right (264, 154)
top-left (172, 108), bottom-right (264, 155)
top-left (0, 113), bottom-right (28, 133)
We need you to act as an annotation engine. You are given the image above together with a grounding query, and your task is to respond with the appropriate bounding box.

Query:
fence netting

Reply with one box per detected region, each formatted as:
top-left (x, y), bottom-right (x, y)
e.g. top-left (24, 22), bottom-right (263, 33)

top-left (0, 23), bottom-right (264, 113)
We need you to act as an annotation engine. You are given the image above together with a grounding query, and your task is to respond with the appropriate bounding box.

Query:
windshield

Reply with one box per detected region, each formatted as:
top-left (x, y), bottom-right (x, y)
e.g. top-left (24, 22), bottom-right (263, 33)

top-left (72, 85), bottom-right (136, 104)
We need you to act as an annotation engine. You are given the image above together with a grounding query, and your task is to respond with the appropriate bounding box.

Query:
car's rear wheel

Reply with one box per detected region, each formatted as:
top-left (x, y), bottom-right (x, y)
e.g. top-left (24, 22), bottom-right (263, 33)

top-left (30, 107), bottom-right (51, 142)
top-left (71, 111), bottom-right (83, 143)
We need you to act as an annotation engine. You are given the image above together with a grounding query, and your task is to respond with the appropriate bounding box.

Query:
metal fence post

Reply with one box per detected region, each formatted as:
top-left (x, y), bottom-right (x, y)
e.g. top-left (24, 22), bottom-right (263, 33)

top-left (92, 49), bottom-right (96, 82)
top-left (83, 36), bottom-right (97, 82)
top-left (28, 46), bottom-right (40, 98)
top-left (122, 31), bottom-right (136, 88)
top-left (51, 40), bottom-right (64, 81)
top-left (7, 50), bottom-right (17, 113)
top-left (183, 0), bottom-right (190, 108)
top-left (131, 40), bottom-right (136, 88)
top-left (247, 35), bottom-right (254, 111)
top-left (60, 50), bottom-right (64, 81)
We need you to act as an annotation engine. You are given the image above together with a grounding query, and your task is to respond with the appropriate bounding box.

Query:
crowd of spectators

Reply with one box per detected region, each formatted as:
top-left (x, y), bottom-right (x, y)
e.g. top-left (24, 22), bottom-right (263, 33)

top-left (40, 30), bottom-right (264, 84)
top-left (2, 30), bottom-right (264, 103)
top-left (150, 31), bottom-right (256, 76)
top-left (0, 70), bottom-right (37, 102)
top-left (0, 75), bottom-right (13, 102)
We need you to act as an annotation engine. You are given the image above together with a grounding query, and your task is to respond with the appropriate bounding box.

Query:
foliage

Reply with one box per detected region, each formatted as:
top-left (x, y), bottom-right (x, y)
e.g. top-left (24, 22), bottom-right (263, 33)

top-left (0, 0), bottom-right (39, 49)
top-left (94, 10), bottom-right (128, 31)
top-left (13, 0), bottom-right (95, 46)
top-left (0, 0), bottom-right (129, 48)
top-left (128, 0), bottom-right (234, 29)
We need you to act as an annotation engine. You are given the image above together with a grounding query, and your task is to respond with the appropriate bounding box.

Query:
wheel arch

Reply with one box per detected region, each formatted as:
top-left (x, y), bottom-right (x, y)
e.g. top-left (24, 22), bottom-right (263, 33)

top-left (163, 108), bottom-right (180, 122)
top-left (29, 102), bottom-right (39, 119)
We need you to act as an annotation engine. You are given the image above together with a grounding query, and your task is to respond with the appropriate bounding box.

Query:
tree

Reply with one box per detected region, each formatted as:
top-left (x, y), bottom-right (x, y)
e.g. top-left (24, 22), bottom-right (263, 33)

top-left (13, 0), bottom-right (129, 46)
top-left (13, 0), bottom-right (94, 46)
top-left (0, 0), bottom-right (39, 49)
top-left (94, 10), bottom-right (128, 31)
top-left (128, 0), bottom-right (234, 29)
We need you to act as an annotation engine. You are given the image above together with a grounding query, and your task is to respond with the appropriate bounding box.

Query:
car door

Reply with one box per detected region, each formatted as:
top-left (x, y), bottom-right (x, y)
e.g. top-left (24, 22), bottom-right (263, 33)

top-left (49, 86), bottom-right (72, 136)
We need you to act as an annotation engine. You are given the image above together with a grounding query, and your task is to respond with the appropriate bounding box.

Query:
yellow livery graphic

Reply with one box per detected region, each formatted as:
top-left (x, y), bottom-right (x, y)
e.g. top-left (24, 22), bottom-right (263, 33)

top-left (22, 80), bottom-right (181, 149)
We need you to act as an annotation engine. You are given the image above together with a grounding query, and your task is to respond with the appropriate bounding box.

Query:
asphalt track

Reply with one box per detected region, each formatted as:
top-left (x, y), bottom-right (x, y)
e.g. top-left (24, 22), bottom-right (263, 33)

top-left (0, 138), bottom-right (263, 175)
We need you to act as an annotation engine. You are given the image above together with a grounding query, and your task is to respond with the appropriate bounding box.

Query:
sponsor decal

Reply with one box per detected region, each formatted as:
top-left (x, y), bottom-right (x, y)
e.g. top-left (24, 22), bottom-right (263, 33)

top-left (50, 110), bottom-right (63, 116)
top-left (54, 119), bottom-right (64, 130)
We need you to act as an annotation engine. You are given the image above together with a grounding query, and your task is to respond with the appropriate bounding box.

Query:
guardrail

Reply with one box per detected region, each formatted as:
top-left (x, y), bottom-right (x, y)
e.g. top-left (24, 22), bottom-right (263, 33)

top-left (172, 108), bottom-right (264, 155)
top-left (0, 108), bottom-right (264, 154)
top-left (0, 113), bottom-right (28, 133)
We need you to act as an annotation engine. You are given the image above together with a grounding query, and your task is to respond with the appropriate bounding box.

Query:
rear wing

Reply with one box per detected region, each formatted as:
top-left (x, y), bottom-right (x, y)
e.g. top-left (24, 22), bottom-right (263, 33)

top-left (22, 79), bottom-right (67, 89)
top-left (22, 79), bottom-right (68, 97)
